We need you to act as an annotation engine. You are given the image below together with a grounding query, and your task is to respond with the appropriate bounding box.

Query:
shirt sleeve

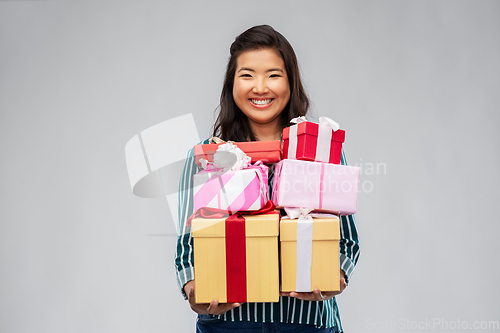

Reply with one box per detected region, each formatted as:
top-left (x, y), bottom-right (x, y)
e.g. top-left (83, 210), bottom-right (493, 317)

top-left (174, 139), bottom-right (209, 299)
top-left (338, 149), bottom-right (361, 284)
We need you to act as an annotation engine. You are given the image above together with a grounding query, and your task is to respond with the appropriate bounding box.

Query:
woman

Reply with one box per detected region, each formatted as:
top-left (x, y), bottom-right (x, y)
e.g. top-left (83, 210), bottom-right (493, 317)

top-left (175, 25), bottom-right (360, 332)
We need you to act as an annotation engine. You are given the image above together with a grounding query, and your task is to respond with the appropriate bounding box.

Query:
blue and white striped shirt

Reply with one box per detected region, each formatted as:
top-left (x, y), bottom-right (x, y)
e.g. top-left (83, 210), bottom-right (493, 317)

top-left (174, 139), bottom-right (360, 331)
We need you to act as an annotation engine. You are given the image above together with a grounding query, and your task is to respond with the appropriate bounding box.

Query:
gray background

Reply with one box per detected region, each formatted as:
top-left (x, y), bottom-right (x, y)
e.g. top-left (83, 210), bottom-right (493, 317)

top-left (1, 1), bottom-right (499, 332)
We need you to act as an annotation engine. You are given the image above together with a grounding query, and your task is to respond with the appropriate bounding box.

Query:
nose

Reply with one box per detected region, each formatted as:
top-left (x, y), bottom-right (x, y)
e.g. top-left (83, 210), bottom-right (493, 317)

top-left (252, 78), bottom-right (269, 94)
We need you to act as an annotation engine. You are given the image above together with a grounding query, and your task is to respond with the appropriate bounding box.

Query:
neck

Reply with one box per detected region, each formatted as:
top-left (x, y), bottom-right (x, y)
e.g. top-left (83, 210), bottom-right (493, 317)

top-left (248, 118), bottom-right (282, 141)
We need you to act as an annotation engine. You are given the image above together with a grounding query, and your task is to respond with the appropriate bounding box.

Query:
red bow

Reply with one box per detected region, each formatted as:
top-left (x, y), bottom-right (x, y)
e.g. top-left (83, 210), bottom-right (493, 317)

top-left (185, 200), bottom-right (277, 231)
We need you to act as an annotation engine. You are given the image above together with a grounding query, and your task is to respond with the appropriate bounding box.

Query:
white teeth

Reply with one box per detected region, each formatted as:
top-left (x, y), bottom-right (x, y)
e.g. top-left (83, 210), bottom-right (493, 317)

top-left (251, 99), bottom-right (272, 105)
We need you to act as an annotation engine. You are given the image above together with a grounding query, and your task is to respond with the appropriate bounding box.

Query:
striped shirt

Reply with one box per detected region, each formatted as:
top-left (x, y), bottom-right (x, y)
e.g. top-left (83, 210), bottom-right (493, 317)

top-left (174, 139), bottom-right (360, 331)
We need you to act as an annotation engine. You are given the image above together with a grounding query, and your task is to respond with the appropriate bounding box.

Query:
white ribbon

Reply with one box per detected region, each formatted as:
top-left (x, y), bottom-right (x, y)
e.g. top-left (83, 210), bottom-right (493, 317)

top-left (285, 207), bottom-right (313, 292)
top-left (316, 117), bottom-right (340, 163)
top-left (287, 116), bottom-right (340, 163)
top-left (284, 207), bottom-right (338, 292)
top-left (287, 117), bottom-right (306, 160)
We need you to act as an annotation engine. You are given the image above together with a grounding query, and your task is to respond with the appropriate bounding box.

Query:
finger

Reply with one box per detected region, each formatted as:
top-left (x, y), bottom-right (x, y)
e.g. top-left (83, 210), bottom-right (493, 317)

top-left (290, 292), bottom-right (309, 300)
top-left (312, 288), bottom-right (323, 301)
top-left (341, 278), bottom-right (347, 291)
top-left (280, 292), bottom-right (291, 297)
top-left (214, 302), bottom-right (241, 315)
top-left (207, 299), bottom-right (219, 315)
top-left (210, 302), bottom-right (240, 316)
top-left (188, 286), bottom-right (195, 303)
top-left (322, 291), bottom-right (338, 299)
top-left (289, 292), bottom-right (314, 301)
top-left (230, 302), bottom-right (241, 309)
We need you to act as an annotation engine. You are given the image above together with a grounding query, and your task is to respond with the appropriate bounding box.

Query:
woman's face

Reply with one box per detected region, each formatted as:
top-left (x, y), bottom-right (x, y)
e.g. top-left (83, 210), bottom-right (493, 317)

top-left (233, 48), bottom-right (290, 127)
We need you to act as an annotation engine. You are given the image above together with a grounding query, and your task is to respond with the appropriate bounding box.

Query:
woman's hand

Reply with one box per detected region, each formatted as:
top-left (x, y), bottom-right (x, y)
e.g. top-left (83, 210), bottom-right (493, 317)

top-left (280, 270), bottom-right (348, 301)
top-left (183, 280), bottom-right (242, 315)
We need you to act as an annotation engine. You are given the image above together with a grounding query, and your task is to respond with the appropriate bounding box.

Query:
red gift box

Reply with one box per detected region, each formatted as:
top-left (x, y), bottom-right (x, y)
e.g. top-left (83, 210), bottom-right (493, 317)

top-left (282, 121), bottom-right (345, 164)
top-left (194, 140), bottom-right (281, 167)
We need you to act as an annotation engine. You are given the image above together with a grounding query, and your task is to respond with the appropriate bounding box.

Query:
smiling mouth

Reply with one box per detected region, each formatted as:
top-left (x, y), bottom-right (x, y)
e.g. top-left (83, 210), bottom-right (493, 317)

top-left (250, 98), bottom-right (273, 105)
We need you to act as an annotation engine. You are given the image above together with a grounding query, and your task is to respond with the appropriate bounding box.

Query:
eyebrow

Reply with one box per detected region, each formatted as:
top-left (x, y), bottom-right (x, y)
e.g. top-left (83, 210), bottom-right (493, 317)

top-left (237, 67), bottom-right (284, 73)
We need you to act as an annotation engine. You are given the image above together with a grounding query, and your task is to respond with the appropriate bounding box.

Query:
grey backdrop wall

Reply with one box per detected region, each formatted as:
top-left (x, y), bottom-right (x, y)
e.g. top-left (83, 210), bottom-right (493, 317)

top-left (1, 1), bottom-right (499, 332)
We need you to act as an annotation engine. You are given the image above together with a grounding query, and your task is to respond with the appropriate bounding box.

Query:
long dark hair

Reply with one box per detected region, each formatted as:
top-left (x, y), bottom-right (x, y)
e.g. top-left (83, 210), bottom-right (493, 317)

top-left (212, 25), bottom-right (309, 142)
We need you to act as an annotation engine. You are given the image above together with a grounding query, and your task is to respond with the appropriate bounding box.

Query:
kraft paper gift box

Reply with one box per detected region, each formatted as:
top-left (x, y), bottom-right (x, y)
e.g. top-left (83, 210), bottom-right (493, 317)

top-left (280, 213), bottom-right (340, 292)
top-left (193, 162), bottom-right (269, 213)
top-left (194, 140), bottom-right (281, 168)
top-left (191, 206), bottom-right (280, 303)
top-left (282, 117), bottom-right (345, 164)
top-left (272, 159), bottom-right (359, 215)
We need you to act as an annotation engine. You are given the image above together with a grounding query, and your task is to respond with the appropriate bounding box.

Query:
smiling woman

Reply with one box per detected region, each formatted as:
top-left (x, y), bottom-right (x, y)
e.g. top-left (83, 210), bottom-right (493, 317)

top-left (174, 25), bottom-right (359, 333)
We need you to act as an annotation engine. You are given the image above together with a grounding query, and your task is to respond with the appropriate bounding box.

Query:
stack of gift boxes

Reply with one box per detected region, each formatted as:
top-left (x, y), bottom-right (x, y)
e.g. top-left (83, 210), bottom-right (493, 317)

top-left (190, 117), bottom-right (359, 303)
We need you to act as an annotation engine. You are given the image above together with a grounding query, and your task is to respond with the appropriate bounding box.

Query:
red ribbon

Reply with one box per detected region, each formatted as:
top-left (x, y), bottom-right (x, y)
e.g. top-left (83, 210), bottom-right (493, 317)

top-left (225, 213), bottom-right (246, 302)
top-left (187, 200), bottom-right (278, 303)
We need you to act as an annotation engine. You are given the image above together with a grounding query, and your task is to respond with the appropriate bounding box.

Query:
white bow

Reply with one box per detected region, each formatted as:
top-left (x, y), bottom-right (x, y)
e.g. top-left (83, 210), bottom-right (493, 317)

top-left (290, 116), bottom-right (307, 124)
top-left (284, 207), bottom-right (338, 220)
top-left (284, 207), bottom-right (314, 221)
top-left (201, 142), bottom-right (251, 172)
top-left (319, 116), bottom-right (340, 132)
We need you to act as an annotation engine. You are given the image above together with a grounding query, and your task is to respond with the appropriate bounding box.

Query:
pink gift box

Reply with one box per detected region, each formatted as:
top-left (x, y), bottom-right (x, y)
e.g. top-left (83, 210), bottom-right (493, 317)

top-left (272, 159), bottom-right (359, 215)
top-left (193, 164), bottom-right (269, 213)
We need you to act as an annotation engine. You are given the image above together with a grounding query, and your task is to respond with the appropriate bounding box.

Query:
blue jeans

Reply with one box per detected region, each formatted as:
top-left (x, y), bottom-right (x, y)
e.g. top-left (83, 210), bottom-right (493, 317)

top-left (196, 315), bottom-right (335, 332)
